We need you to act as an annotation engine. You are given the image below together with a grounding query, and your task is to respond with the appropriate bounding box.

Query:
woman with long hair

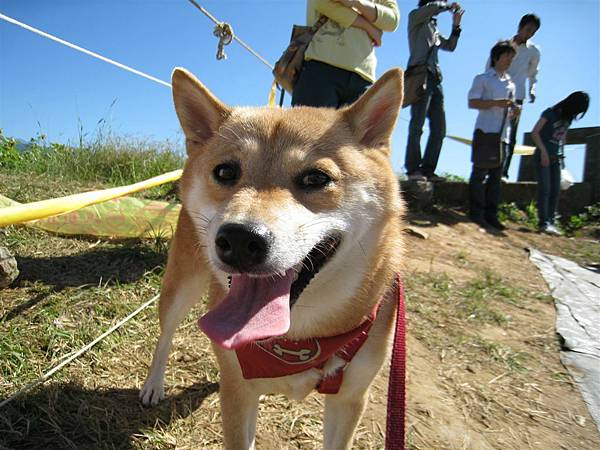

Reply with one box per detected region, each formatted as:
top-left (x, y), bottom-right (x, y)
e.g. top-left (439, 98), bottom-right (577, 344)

top-left (531, 91), bottom-right (590, 235)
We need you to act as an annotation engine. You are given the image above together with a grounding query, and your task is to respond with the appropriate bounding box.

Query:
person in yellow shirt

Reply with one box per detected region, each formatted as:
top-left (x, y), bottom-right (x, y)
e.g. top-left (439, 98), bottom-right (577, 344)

top-left (292, 0), bottom-right (400, 108)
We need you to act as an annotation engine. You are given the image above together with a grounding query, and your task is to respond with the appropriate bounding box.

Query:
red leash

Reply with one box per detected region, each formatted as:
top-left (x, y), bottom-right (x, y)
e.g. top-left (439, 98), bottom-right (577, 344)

top-left (385, 276), bottom-right (406, 450)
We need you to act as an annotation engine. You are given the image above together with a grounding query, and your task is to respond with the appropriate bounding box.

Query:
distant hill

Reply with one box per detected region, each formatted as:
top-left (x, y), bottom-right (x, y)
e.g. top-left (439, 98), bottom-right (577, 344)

top-left (15, 138), bottom-right (31, 152)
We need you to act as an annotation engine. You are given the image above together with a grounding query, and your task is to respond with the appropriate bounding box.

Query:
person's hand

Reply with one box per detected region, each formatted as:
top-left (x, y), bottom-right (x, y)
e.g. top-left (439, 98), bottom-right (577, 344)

top-left (449, 2), bottom-right (461, 10)
top-left (529, 93), bottom-right (536, 103)
top-left (495, 99), bottom-right (513, 108)
top-left (452, 7), bottom-right (464, 26)
top-left (508, 104), bottom-right (521, 119)
top-left (367, 25), bottom-right (383, 46)
top-left (512, 103), bottom-right (522, 116)
top-left (540, 150), bottom-right (550, 167)
top-left (353, 14), bottom-right (381, 45)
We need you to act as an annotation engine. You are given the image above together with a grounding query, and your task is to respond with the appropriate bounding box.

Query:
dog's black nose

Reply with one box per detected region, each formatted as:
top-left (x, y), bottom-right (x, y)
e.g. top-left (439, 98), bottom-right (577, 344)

top-left (215, 223), bottom-right (273, 270)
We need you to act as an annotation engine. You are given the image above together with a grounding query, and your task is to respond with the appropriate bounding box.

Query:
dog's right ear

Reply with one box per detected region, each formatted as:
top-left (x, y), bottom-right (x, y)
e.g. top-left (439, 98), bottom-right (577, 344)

top-left (342, 68), bottom-right (403, 150)
top-left (172, 68), bottom-right (232, 149)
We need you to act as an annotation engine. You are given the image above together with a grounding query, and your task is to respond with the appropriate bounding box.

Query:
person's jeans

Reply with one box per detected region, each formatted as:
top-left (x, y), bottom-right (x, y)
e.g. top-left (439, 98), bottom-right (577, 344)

top-left (405, 71), bottom-right (446, 176)
top-left (535, 151), bottom-right (561, 228)
top-left (291, 60), bottom-right (371, 108)
top-left (468, 143), bottom-right (508, 220)
top-left (502, 99), bottom-right (524, 178)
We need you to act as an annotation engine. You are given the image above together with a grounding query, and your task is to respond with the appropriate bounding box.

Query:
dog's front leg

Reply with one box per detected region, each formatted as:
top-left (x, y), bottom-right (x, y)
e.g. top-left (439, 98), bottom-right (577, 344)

top-left (140, 211), bottom-right (209, 406)
top-left (323, 391), bottom-right (369, 450)
top-left (218, 360), bottom-right (260, 450)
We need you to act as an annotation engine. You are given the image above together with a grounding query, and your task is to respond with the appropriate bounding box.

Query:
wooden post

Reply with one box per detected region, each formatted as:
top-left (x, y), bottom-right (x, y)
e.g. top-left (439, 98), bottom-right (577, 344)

top-left (583, 132), bottom-right (600, 203)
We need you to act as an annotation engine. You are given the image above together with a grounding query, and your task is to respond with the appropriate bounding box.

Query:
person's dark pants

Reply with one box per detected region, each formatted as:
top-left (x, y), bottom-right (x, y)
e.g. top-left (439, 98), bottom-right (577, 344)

top-left (503, 99), bottom-right (524, 178)
top-left (535, 150), bottom-right (561, 228)
top-left (469, 143), bottom-right (508, 221)
top-left (291, 60), bottom-right (371, 108)
top-left (405, 71), bottom-right (446, 176)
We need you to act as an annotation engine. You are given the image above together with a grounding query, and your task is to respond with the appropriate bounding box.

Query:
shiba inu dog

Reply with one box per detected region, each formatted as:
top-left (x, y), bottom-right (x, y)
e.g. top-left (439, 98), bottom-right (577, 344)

top-left (140, 67), bottom-right (405, 450)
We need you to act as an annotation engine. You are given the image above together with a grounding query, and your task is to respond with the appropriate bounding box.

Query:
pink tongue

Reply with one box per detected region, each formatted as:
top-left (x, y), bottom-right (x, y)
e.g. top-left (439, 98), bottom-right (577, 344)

top-left (198, 269), bottom-right (294, 349)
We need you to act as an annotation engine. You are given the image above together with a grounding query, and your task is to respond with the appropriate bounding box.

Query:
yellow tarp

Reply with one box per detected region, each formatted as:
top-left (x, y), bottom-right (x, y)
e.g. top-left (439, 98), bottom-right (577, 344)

top-left (0, 169), bottom-right (182, 228)
top-left (0, 193), bottom-right (181, 239)
top-left (447, 135), bottom-right (536, 155)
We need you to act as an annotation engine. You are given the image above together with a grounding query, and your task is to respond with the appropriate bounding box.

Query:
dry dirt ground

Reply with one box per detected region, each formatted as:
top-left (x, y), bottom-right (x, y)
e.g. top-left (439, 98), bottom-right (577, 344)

top-left (1, 205), bottom-right (599, 450)
top-left (378, 209), bottom-right (600, 450)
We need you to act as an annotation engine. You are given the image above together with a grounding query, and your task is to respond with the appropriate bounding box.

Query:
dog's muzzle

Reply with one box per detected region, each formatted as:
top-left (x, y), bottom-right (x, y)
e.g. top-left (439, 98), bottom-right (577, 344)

top-left (214, 222), bottom-right (342, 306)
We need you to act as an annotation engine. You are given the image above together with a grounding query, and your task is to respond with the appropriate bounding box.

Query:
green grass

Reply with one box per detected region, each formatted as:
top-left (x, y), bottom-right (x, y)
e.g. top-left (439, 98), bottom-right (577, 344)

top-left (460, 334), bottom-right (529, 372)
top-left (407, 270), bottom-right (520, 327)
top-left (405, 270), bottom-right (538, 374)
top-left (1, 130), bottom-right (185, 201)
top-left (0, 233), bottom-right (166, 394)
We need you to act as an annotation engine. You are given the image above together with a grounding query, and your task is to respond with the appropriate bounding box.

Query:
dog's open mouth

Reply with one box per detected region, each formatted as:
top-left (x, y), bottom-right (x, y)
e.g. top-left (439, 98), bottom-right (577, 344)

top-left (290, 234), bottom-right (341, 307)
top-left (198, 234), bottom-right (342, 350)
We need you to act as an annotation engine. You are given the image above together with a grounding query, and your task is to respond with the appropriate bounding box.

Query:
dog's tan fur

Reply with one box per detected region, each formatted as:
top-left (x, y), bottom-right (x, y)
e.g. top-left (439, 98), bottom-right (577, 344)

top-left (140, 68), bottom-right (405, 449)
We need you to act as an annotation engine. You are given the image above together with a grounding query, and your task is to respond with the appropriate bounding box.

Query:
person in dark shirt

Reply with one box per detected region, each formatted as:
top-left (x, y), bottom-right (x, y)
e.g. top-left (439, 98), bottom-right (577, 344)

top-left (531, 91), bottom-right (590, 235)
top-left (404, 0), bottom-right (464, 182)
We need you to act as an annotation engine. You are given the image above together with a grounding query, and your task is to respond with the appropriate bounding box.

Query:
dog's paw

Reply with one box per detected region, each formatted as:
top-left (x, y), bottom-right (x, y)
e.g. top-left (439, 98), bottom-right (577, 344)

top-left (139, 376), bottom-right (165, 406)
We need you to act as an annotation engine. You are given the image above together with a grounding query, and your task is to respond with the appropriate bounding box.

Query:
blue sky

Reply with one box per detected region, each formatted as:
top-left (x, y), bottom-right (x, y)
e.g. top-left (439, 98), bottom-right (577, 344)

top-left (1, 0), bottom-right (598, 180)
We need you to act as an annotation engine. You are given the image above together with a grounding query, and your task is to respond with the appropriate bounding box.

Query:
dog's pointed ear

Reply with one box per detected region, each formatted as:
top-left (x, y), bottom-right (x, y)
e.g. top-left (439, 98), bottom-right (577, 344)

top-left (342, 68), bottom-right (404, 149)
top-left (172, 68), bottom-right (232, 147)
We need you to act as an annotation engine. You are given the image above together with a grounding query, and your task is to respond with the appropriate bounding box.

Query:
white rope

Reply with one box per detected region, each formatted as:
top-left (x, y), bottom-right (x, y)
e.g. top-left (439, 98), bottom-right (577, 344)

top-left (186, 0), bottom-right (274, 70)
top-left (0, 12), bottom-right (171, 88)
top-left (0, 293), bottom-right (160, 409)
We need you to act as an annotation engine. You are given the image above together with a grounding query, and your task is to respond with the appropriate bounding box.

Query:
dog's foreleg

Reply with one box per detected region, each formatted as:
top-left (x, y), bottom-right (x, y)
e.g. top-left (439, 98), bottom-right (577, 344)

top-left (323, 309), bottom-right (395, 450)
top-left (323, 392), bottom-right (369, 450)
top-left (139, 278), bottom-right (206, 406)
top-left (140, 212), bottom-right (209, 406)
top-left (219, 371), bottom-right (260, 450)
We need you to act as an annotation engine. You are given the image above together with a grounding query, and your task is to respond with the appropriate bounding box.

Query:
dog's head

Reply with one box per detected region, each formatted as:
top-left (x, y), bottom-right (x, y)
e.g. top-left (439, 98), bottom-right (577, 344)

top-left (172, 68), bottom-right (404, 349)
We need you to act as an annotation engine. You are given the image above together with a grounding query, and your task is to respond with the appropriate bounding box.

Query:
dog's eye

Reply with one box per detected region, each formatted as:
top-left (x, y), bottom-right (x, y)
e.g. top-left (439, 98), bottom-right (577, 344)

top-left (297, 170), bottom-right (332, 190)
top-left (213, 163), bottom-right (240, 185)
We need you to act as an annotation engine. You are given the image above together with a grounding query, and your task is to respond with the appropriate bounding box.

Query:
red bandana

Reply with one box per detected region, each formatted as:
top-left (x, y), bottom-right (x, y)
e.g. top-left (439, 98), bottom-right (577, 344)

top-left (235, 281), bottom-right (398, 394)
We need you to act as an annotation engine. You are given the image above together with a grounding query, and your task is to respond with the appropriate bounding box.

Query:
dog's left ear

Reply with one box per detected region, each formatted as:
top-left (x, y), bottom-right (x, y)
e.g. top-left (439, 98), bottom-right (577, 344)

top-left (342, 68), bottom-right (404, 149)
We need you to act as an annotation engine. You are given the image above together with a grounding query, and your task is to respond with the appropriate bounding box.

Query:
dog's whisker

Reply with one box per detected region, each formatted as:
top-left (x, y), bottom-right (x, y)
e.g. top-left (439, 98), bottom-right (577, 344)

top-left (188, 212), bottom-right (211, 224)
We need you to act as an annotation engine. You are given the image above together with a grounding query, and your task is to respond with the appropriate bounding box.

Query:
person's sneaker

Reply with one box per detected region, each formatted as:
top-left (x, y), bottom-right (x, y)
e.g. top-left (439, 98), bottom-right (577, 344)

top-left (501, 176), bottom-right (509, 183)
top-left (407, 171), bottom-right (427, 181)
top-left (543, 224), bottom-right (563, 236)
top-left (426, 173), bottom-right (446, 182)
top-left (485, 215), bottom-right (506, 231)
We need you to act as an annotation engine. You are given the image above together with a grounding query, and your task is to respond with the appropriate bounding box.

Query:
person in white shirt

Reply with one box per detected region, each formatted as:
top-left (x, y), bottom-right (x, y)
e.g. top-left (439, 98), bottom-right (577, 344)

top-left (503, 14), bottom-right (541, 180)
top-left (468, 40), bottom-right (519, 231)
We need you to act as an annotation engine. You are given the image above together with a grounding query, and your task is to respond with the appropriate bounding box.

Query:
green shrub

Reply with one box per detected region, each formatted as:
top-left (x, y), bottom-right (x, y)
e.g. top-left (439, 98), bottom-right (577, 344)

top-left (497, 201), bottom-right (538, 229)
top-left (440, 173), bottom-right (467, 182)
top-left (498, 202), bottom-right (523, 223)
top-left (0, 130), bottom-right (22, 169)
top-left (565, 203), bottom-right (600, 232)
top-left (524, 201), bottom-right (539, 228)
